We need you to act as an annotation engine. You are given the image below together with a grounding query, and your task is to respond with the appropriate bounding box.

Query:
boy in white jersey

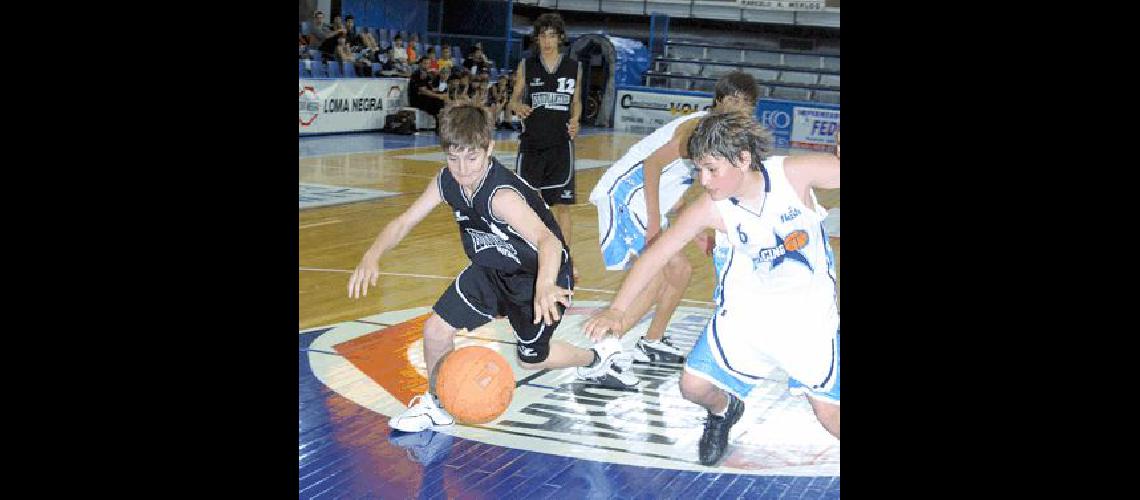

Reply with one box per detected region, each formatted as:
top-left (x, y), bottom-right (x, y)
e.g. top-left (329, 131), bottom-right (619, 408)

top-left (588, 72), bottom-right (761, 364)
top-left (585, 113), bottom-right (840, 466)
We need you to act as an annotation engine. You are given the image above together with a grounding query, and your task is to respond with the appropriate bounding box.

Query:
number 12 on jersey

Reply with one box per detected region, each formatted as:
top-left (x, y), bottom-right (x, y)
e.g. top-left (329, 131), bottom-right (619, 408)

top-left (556, 78), bottom-right (576, 94)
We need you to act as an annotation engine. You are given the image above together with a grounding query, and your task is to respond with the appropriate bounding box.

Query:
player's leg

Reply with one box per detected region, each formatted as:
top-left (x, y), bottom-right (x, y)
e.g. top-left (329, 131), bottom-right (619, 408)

top-left (681, 320), bottom-right (754, 465)
top-left (807, 396), bottom-right (839, 439)
top-left (787, 328), bottom-right (840, 439)
top-left (553, 204), bottom-right (573, 276)
top-left (635, 253), bottom-right (691, 363)
top-left (391, 266), bottom-right (501, 432)
top-left (504, 264), bottom-right (637, 388)
top-left (545, 141), bottom-right (577, 279)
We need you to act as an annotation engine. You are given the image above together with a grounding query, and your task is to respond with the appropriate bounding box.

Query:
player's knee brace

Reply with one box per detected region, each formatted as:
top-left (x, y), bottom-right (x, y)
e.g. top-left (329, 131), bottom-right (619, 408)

top-left (516, 341), bottom-right (550, 364)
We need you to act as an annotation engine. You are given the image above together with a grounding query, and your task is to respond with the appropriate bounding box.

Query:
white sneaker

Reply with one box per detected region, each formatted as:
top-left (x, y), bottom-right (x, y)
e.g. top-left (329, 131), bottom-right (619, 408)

top-left (633, 336), bottom-right (687, 364)
top-left (389, 393), bottom-right (455, 432)
top-left (576, 337), bottom-right (639, 388)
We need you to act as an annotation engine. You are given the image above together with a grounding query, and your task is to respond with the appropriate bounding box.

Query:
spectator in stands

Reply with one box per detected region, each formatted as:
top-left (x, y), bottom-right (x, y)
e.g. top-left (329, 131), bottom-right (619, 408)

top-left (344, 15), bottom-right (362, 48)
top-left (439, 46), bottom-right (455, 75)
top-left (312, 10), bottom-right (347, 60)
top-left (472, 42), bottom-right (496, 69)
top-left (409, 66), bottom-right (448, 130)
top-left (389, 34), bottom-right (412, 76)
top-left (489, 76), bottom-right (512, 129)
top-left (464, 46), bottom-right (491, 76)
top-left (447, 71), bottom-right (469, 102)
top-left (335, 35), bottom-right (373, 77)
top-left (408, 33), bottom-right (420, 64)
top-left (331, 14), bottom-right (345, 33)
top-left (356, 28), bottom-right (383, 63)
top-left (468, 73), bottom-right (491, 107)
top-left (419, 46), bottom-right (440, 75)
top-left (299, 34), bottom-right (311, 59)
top-left (306, 11), bottom-right (332, 47)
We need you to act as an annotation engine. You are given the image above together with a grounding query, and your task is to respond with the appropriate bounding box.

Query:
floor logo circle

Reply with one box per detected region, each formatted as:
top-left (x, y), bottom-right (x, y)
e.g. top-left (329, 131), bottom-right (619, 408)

top-left (306, 301), bottom-right (839, 476)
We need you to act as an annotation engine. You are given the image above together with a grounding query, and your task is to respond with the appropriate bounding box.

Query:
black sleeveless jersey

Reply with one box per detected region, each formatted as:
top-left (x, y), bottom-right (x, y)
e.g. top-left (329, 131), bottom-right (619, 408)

top-left (437, 157), bottom-right (569, 274)
top-left (521, 52), bottom-right (579, 149)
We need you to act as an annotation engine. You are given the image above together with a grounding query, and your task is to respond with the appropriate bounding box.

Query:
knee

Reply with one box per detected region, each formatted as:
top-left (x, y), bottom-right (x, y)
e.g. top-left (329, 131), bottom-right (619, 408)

top-left (678, 371), bottom-right (712, 402)
top-left (664, 254), bottom-right (691, 284)
top-left (515, 342), bottom-right (549, 366)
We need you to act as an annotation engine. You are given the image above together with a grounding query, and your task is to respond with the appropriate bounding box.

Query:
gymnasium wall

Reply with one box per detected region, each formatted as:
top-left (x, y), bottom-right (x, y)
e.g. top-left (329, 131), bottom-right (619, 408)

top-left (340, 0), bottom-right (429, 33)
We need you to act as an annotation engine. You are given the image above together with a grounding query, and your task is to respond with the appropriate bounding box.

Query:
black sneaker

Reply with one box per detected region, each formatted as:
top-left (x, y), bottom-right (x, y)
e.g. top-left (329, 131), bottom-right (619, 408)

top-left (698, 393), bottom-right (744, 466)
top-left (633, 337), bottom-right (686, 363)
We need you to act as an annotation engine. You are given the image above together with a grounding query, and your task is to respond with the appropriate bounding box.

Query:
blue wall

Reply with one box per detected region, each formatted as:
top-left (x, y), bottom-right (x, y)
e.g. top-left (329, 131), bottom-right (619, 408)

top-left (341, 0), bottom-right (428, 33)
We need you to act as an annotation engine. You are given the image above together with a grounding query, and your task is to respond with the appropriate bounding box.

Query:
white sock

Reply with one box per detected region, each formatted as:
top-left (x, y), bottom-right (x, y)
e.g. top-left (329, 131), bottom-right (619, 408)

top-left (712, 398), bottom-right (730, 417)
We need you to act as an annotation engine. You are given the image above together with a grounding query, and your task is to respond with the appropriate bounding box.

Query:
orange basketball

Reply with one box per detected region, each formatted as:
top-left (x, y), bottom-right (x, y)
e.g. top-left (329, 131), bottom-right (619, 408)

top-left (435, 346), bottom-right (515, 424)
top-left (784, 230), bottom-right (809, 252)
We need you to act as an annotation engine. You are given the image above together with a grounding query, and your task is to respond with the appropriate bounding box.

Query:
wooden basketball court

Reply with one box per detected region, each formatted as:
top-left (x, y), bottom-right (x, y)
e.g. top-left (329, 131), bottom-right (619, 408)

top-left (298, 129), bottom-right (841, 498)
top-left (299, 131), bottom-right (839, 330)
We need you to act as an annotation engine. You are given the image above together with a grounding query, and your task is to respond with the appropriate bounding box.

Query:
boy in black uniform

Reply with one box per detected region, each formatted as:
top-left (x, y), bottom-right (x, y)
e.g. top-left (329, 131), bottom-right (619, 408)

top-left (510, 12), bottom-right (582, 279)
top-left (348, 103), bottom-right (637, 433)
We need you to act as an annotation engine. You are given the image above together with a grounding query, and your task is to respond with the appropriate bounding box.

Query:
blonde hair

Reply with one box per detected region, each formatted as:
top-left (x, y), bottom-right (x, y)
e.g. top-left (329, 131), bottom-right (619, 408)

top-left (687, 111), bottom-right (774, 171)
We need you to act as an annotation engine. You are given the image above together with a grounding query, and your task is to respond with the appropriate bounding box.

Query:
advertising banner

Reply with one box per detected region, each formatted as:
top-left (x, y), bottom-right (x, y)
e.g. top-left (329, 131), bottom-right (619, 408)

top-left (612, 88), bottom-right (714, 135)
top-left (299, 78), bottom-right (409, 135)
top-left (757, 98), bottom-right (840, 150)
top-left (614, 87), bottom-right (839, 150)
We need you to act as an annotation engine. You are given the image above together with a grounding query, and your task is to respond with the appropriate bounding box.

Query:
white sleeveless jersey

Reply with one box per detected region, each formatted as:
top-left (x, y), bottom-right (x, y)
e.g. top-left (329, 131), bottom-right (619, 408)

top-left (590, 111), bottom-right (706, 270)
top-left (706, 156), bottom-right (839, 385)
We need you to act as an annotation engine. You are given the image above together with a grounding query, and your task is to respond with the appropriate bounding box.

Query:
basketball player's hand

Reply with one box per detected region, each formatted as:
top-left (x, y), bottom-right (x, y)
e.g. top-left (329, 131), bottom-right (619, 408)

top-left (567, 120), bottom-right (579, 139)
top-left (584, 307), bottom-right (625, 342)
top-left (533, 282), bottom-right (573, 326)
top-left (514, 103), bottom-right (533, 119)
top-left (347, 254), bottom-right (381, 299)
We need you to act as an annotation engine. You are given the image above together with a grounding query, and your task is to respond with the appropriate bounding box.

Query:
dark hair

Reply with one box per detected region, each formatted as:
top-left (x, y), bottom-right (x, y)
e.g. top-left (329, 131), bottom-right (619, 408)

top-left (533, 13), bottom-right (566, 40)
top-left (344, 14), bottom-right (354, 21)
top-left (394, 34), bottom-right (403, 41)
top-left (713, 72), bottom-right (760, 108)
top-left (687, 111), bottom-right (773, 171)
top-left (439, 103), bottom-right (493, 152)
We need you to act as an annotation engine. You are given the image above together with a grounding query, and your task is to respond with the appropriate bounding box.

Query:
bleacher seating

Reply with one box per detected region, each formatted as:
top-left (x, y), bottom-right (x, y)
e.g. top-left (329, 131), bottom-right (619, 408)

top-left (770, 87), bottom-right (812, 101)
top-left (779, 71), bottom-right (818, 85)
top-left (743, 67), bottom-right (779, 82)
top-left (814, 90), bottom-right (840, 104)
top-left (651, 39), bottom-right (839, 104)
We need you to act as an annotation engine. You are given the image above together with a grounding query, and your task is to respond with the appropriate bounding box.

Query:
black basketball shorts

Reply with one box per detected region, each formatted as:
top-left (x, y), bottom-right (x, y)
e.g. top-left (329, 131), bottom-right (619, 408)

top-left (432, 261), bottom-right (574, 364)
top-left (516, 141), bottom-right (576, 206)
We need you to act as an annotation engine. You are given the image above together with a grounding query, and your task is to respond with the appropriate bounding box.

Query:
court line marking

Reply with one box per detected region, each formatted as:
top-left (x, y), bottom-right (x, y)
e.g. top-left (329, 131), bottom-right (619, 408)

top-left (298, 267), bottom-right (714, 305)
top-left (298, 219), bottom-right (342, 229)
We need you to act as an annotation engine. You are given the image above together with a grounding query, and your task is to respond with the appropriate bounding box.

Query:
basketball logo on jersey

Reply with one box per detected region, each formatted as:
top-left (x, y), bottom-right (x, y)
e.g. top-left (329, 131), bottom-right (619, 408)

top-left (465, 228), bottom-right (520, 264)
top-left (751, 229), bottom-right (812, 272)
top-left (530, 91), bottom-right (571, 111)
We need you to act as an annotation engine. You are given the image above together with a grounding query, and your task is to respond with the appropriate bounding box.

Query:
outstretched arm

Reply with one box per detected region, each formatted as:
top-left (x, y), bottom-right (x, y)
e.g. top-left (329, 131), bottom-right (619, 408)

top-left (640, 119), bottom-right (696, 241)
top-left (490, 188), bottom-right (572, 326)
top-left (584, 192), bottom-right (722, 340)
top-left (509, 60), bottom-right (532, 119)
top-left (348, 173), bottom-right (444, 298)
